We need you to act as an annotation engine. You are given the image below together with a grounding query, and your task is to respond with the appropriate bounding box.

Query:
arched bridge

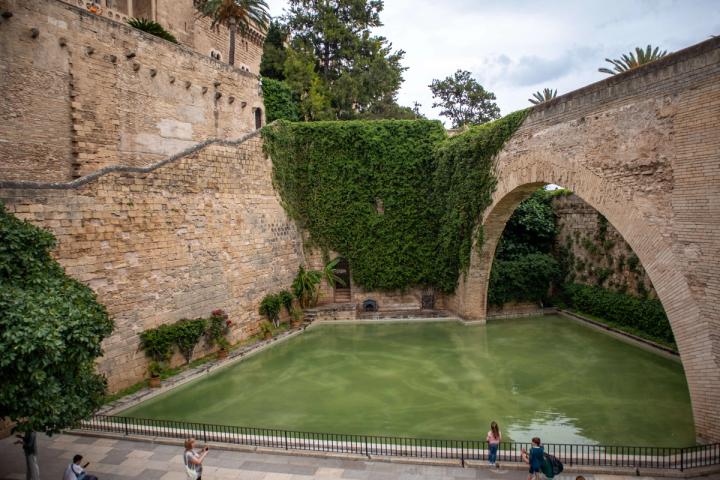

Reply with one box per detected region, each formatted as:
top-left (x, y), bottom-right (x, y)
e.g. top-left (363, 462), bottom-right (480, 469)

top-left (451, 37), bottom-right (720, 443)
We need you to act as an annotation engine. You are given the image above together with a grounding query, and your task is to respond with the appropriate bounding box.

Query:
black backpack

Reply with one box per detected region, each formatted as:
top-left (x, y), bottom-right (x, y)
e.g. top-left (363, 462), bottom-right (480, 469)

top-left (542, 453), bottom-right (564, 478)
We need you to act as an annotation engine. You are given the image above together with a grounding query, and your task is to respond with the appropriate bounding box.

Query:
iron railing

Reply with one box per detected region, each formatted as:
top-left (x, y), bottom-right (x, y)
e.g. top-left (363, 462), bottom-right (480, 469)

top-left (79, 415), bottom-right (720, 471)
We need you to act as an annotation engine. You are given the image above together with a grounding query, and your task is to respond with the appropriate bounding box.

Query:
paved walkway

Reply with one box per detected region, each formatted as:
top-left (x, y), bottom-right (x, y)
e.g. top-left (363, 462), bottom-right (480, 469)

top-left (0, 433), bottom-right (710, 480)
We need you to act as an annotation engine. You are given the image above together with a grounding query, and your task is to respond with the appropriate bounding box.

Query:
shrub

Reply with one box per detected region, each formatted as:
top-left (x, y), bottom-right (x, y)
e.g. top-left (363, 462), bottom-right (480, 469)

top-left (259, 293), bottom-right (282, 327)
top-left (206, 309), bottom-right (232, 350)
top-left (561, 283), bottom-right (673, 345)
top-left (173, 318), bottom-right (207, 363)
top-left (139, 324), bottom-right (175, 363)
top-left (127, 18), bottom-right (178, 44)
top-left (259, 320), bottom-right (274, 338)
top-left (488, 253), bottom-right (561, 305)
top-left (278, 290), bottom-right (294, 315)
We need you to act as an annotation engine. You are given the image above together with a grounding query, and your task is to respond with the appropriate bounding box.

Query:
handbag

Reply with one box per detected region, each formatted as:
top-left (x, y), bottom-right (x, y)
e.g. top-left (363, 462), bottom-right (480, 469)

top-left (183, 453), bottom-right (199, 480)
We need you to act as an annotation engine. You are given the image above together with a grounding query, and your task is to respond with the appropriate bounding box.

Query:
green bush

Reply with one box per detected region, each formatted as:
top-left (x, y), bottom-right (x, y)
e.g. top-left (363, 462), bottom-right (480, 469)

top-left (262, 78), bottom-right (300, 123)
top-left (259, 293), bottom-right (282, 327)
top-left (278, 289), bottom-right (294, 315)
top-left (126, 18), bottom-right (178, 44)
top-left (173, 318), bottom-right (207, 363)
top-left (488, 253), bottom-right (561, 305)
top-left (561, 283), bottom-right (674, 344)
top-left (139, 324), bottom-right (176, 363)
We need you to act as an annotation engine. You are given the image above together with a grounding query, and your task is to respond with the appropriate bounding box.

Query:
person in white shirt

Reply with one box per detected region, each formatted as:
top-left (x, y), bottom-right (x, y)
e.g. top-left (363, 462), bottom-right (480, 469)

top-left (184, 438), bottom-right (209, 480)
top-left (63, 454), bottom-right (98, 480)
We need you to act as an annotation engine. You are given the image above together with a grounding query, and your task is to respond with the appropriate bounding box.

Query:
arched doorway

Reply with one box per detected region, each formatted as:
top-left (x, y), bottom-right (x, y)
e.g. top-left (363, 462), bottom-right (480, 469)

top-left (254, 108), bottom-right (263, 129)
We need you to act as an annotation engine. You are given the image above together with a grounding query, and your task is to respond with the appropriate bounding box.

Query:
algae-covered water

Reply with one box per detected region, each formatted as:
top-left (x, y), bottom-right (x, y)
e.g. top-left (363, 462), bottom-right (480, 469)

top-left (121, 316), bottom-right (695, 446)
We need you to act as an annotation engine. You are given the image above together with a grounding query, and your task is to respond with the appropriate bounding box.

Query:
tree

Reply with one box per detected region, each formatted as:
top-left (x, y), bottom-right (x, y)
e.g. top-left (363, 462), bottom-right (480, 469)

top-left (195, 0), bottom-right (270, 66)
top-left (282, 0), bottom-right (406, 120)
top-left (598, 45), bottom-right (668, 75)
top-left (260, 20), bottom-right (288, 80)
top-left (529, 88), bottom-right (557, 105)
top-left (429, 70), bottom-right (500, 128)
top-left (0, 203), bottom-right (113, 480)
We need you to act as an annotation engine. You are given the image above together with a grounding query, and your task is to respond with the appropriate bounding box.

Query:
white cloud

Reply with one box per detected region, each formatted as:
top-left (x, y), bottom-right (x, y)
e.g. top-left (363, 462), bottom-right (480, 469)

top-left (268, 0), bottom-right (720, 123)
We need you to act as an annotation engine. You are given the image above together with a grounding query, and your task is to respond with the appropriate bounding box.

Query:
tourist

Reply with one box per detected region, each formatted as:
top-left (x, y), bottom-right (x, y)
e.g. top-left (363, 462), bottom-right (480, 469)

top-left (63, 454), bottom-right (98, 480)
top-left (520, 437), bottom-right (544, 480)
top-left (486, 421), bottom-right (502, 466)
top-left (184, 438), bottom-right (209, 480)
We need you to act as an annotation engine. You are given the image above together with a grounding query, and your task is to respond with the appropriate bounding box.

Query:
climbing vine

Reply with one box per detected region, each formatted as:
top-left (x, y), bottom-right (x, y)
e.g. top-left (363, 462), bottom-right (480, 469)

top-left (262, 111), bottom-right (528, 293)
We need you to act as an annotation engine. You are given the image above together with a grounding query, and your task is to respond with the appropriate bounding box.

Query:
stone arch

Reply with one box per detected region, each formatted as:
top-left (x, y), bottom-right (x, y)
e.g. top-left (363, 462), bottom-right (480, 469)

top-left (452, 154), bottom-right (716, 443)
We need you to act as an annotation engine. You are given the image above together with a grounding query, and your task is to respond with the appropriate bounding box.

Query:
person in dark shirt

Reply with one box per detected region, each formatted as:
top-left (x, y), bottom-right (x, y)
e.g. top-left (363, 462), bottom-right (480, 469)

top-left (521, 437), bottom-right (544, 480)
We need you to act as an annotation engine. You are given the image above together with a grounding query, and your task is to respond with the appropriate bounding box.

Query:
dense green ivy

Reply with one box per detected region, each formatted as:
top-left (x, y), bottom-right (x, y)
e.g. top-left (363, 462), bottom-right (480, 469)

top-left (263, 111), bottom-right (528, 293)
top-left (262, 78), bottom-right (300, 123)
top-left (559, 283), bottom-right (674, 346)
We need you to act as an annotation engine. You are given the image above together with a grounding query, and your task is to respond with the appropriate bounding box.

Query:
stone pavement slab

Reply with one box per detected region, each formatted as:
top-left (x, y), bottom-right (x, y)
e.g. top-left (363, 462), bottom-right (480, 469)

top-left (0, 433), bottom-right (704, 480)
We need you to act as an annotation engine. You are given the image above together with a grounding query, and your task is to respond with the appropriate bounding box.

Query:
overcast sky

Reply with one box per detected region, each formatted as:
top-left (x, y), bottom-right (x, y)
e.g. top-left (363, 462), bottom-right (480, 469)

top-left (268, 1), bottom-right (720, 124)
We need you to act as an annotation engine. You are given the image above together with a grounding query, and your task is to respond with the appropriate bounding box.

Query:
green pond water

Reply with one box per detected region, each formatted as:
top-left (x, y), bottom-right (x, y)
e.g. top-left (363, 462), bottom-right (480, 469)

top-left (121, 316), bottom-right (695, 446)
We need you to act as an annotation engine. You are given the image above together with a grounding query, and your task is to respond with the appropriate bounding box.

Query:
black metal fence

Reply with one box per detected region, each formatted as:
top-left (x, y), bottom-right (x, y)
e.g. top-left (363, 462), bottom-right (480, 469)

top-left (80, 415), bottom-right (720, 471)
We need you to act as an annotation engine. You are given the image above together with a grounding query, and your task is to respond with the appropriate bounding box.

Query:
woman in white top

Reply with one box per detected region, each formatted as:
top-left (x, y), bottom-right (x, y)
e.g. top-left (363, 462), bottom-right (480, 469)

top-left (184, 438), bottom-right (209, 480)
top-left (486, 421), bottom-right (502, 466)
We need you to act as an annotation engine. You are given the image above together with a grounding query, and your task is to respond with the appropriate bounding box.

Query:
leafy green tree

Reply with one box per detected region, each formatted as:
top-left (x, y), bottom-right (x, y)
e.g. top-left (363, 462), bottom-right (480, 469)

top-left (598, 45), bottom-right (668, 75)
top-left (495, 189), bottom-right (559, 260)
top-left (0, 203), bottom-right (113, 480)
top-left (282, 0), bottom-right (406, 120)
top-left (529, 88), bottom-right (557, 105)
top-left (195, 0), bottom-right (270, 66)
top-left (429, 70), bottom-right (500, 127)
top-left (262, 78), bottom-right (300, 122)
top-left (260, 20), bottom-right (289, 80)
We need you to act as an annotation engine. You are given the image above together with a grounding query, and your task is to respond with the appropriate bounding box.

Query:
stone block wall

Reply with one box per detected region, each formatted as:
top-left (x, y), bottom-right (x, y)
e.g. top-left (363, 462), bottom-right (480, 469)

top-left (553, 193), bottom-right (656, 298)
top-left (0, 133), bottom-right (304, 391)
top-left (0, 0), bottom-right (264, 183)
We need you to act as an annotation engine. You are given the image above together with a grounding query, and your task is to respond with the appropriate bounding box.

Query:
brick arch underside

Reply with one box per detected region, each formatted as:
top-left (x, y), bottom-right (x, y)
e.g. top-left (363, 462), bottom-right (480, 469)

top-left (451, 155), bottom-right (718, 443)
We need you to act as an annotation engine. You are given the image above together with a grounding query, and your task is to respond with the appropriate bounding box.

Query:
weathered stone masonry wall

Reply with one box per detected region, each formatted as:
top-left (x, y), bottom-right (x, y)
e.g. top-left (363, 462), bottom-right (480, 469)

top-left (0, 133), bottom-right (304, 391)
top-left (0, 0), bottom-right (264, 183)
top-left (553, 193), bottom-right (656, 298)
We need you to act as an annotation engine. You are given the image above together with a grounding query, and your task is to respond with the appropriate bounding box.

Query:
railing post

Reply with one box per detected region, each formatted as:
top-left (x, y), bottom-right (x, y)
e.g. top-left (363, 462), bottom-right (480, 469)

top-left (461, 440), bottom-right (465, 468)
top-left (123, 417), bottom-right (129, 436)
top-left (202, 424), bottom-right (207, 443)
top-left (284, 431), bottom-right (288, 450)
top-left (680, 447), bottom-right (684, 472)
top-left (364, 435), bottom-right (369, 458)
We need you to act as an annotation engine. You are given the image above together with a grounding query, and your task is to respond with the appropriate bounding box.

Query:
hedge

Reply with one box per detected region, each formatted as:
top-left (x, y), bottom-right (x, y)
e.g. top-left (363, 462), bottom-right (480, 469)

top-left (561, 283), bottom-right (674, 345)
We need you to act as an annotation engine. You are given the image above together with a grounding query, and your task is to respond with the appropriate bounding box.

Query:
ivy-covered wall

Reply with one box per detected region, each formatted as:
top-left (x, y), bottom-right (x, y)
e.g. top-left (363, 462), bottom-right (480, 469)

top-left (262, 111), bottom-right (528, 294)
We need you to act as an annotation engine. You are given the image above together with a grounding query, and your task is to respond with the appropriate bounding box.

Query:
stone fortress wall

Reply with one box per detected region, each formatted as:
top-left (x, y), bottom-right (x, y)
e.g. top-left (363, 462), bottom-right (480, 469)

top-left (1, 134), bottom-right (304, 391)
top-left (0, 0), bottom-right (265, 183)
top-left (553, 193), bottom-right (656, 298)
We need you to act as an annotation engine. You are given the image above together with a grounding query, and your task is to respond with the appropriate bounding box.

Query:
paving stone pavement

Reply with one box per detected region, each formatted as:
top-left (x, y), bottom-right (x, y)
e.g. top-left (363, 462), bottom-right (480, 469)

top-left (0, 434), bottom-right (711, 480)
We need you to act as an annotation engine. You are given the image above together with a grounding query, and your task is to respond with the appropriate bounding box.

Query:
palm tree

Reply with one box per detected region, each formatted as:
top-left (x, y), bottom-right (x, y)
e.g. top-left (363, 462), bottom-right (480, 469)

top-left (194, 0), bottom-right (270, 66)
top-left (529, 88), bottom-right (557, 105)
top-left (598, 45), bottom-right (668, 75)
